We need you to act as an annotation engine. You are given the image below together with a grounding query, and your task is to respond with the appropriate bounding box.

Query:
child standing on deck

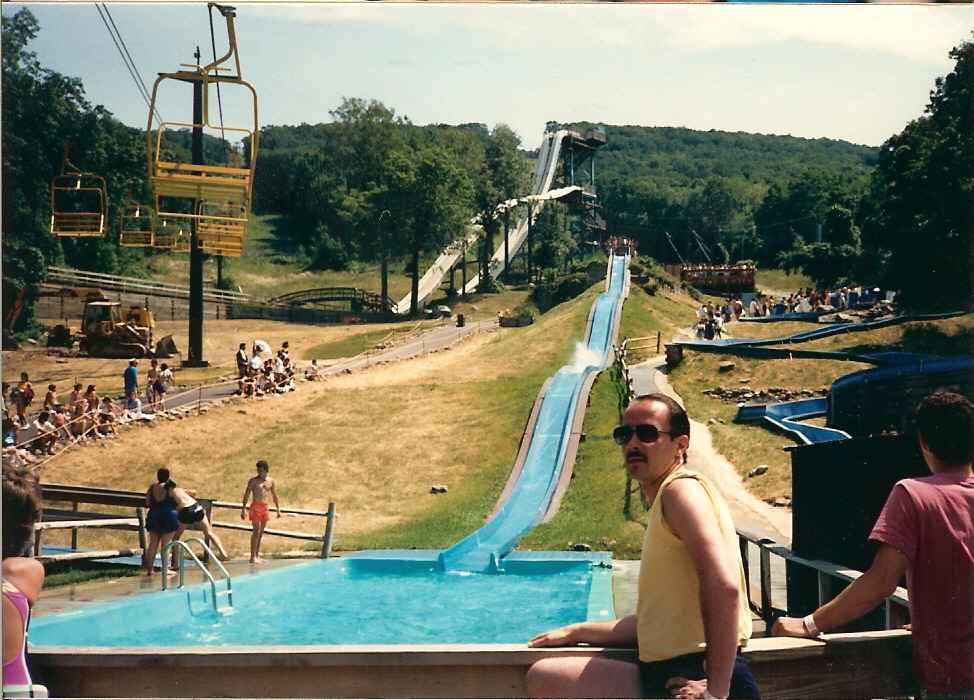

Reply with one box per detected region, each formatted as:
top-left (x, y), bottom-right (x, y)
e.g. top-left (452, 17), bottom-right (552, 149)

top-left (241, 459), bottom-right (280, 564)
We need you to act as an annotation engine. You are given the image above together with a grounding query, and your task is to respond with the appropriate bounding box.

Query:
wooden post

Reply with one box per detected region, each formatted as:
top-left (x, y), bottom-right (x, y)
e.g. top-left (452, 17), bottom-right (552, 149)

top-left (740, 536), bottom-right (752, 608)
top-left (136, 507), bottom-right (148, 551)
top-left (171, 299), bottom-right (176, 321)
top-left (656, 331), bottom-right (661, 354)
top-left (71, 501), bottom-right (79, 550)
top-left (759, 541), bottom-right (773, 626)
top-left (33, 526), bottom-right (42, 558)
top-left (320, 501), bottom-right (336, 558)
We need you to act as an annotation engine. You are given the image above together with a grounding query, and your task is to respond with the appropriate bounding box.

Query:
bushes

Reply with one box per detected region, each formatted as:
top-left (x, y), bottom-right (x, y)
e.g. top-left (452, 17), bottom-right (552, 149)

top-left (629, 256), bottom-right (679, 296)
top-left (531, 271), bottom-right (591, 313)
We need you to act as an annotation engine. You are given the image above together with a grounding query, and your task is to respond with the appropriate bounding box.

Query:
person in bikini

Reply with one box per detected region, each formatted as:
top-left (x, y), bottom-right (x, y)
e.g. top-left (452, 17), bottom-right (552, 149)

top-left (2, 464), bottom-right (47, 698)
top-left (240, 459), bottom-right (280, 564)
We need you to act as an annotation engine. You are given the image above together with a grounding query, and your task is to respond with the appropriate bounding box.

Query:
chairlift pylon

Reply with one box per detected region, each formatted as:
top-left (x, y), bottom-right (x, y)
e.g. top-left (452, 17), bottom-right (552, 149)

top-left (50, 144), bottom-right (108, 237)
top-left (145, 2), bottom-right (258, 256)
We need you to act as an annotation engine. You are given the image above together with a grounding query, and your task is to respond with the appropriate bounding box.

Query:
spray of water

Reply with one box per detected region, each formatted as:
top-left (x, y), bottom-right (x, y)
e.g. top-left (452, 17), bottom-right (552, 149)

top-left (565, 341), bottom-right (604, 374)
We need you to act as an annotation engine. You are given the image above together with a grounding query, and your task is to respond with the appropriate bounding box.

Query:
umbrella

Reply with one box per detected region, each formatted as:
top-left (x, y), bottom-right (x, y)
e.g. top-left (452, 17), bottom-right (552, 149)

top-left (253, 339), bottom-right (272, 355)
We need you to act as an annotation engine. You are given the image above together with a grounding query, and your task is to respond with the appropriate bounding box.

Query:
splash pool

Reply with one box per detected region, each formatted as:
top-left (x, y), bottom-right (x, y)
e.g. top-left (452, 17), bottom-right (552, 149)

top-left (31, 552), bottom-right (614, 647)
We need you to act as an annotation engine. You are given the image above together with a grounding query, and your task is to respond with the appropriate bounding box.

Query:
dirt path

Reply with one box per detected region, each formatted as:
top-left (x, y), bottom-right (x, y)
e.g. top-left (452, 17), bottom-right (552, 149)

top-left (634, 356), bottom-right (792, 543)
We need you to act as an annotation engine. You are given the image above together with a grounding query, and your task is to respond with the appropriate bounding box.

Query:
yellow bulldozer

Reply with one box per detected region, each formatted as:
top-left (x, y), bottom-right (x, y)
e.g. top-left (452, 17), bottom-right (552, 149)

top-left (77, 301), bottom-right (178, 358)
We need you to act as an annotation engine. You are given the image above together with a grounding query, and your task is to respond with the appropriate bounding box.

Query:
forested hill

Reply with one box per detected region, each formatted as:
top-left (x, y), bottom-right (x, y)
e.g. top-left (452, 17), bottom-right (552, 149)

top-left (558, 122), bottom-right (878, 191)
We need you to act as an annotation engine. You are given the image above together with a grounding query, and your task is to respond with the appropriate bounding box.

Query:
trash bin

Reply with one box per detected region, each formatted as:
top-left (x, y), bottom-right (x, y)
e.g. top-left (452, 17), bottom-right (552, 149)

top-left (456, 313), bottom-right (465, 328)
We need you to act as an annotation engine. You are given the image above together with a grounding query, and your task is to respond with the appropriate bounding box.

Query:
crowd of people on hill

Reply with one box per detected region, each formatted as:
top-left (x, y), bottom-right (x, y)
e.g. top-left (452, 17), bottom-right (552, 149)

top-left (693, 285), bottom-right (888, 340)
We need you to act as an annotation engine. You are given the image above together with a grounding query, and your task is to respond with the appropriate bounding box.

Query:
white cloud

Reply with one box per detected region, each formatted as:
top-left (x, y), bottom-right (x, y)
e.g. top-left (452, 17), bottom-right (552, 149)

top-left (249, 3), bottom-right (972, 67)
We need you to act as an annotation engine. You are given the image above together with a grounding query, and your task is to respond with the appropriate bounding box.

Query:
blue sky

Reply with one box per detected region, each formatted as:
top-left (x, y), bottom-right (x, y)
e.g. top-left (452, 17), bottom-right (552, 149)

top-left (7, 3), bottom-right (973, 149)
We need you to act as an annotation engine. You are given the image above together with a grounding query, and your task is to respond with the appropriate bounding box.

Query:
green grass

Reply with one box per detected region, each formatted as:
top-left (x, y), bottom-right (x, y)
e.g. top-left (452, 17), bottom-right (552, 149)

top-left (43, 562), bottom-right (142, 589)
top-left (520, 368), bottom-right (649, 558)
top-left (303, 328), bottom-right (404, 361)
top-left (755, 268), bottom-right (813, 295)
top-left (337, 287), bottom-right (602, 551)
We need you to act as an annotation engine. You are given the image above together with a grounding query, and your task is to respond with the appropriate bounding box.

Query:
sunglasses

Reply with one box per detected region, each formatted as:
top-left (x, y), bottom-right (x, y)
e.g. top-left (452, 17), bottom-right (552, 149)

top-left (612, 424), bottom-right (673, 445)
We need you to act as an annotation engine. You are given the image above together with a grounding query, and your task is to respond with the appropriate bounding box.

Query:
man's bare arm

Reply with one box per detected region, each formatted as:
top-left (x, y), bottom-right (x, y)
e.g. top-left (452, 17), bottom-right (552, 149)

top-left (662, 479), bottom-right (740, 700)
top-left (529, 615), bottom-right (638, 649)
top-left (240, 480), bottom-right (252, 520)
top-left (773, 544), bottom-right (907, 638)
top-left (270, 478), bottom-right (280, 515)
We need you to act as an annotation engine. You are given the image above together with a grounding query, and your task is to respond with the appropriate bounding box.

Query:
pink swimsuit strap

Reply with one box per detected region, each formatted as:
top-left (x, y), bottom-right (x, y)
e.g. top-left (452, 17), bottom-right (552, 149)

top-left (2, 581), bottom-right (33, 687)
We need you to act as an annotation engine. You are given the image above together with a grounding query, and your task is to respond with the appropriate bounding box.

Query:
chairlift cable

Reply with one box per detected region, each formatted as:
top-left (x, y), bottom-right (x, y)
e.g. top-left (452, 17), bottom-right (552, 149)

top-left (101, 4), bottom-right (163, 127)
top-left (94, 4), bottom-right (163, 128)
top-left (208, 4), bottom-right (227, 144)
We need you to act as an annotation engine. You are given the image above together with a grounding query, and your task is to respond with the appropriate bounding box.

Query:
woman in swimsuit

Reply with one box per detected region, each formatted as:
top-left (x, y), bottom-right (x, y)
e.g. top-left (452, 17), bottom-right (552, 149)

top-left (2, 464), bottom-right (47, 698)
top-left (143, 468), bottom-right (180, 576)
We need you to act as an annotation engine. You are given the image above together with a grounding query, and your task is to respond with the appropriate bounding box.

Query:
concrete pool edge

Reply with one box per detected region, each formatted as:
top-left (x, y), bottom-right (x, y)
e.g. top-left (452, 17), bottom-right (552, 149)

top-left (30, 631), bottom-right (913, 698)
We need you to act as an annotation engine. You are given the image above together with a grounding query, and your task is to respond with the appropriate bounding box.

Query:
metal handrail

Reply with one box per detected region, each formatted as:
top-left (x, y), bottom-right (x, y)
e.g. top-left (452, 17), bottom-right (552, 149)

top-left (46, 266), bottom-right (249, 303)
top-left (161, 537), bottom-right (233, 612)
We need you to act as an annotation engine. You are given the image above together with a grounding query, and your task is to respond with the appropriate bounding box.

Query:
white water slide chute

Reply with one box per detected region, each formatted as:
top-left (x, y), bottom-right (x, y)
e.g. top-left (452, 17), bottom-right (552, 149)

top-left (392, 130), bottom-right (584, 315)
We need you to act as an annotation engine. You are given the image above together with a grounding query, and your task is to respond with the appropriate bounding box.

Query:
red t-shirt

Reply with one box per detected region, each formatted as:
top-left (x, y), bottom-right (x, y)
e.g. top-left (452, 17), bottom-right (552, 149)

top-left (869, 472), bottom-right (974, 693)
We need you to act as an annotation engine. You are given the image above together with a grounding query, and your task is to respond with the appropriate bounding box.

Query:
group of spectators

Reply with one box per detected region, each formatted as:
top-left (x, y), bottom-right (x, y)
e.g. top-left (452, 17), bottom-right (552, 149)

top-left (745, 285), bottom-right (885, 319)
top-left (235, 340), bottom-right (318, 398)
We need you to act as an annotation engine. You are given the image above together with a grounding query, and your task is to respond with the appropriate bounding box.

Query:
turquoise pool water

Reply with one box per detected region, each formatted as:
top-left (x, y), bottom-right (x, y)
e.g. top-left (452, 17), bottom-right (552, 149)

top-left (31, 554), bottom-right (614, 647)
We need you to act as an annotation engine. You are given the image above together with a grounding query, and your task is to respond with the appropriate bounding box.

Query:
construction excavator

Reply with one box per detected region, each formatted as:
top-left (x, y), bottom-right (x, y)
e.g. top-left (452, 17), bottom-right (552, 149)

top-left (75, 300), bottom-right (178, 358)
top-left (2, 286), bottom-right (178, 358)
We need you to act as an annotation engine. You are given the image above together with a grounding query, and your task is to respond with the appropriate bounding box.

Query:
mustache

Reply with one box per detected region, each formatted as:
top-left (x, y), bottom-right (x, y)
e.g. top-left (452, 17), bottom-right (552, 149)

top-left (625, 450), bottom-right (645, 460)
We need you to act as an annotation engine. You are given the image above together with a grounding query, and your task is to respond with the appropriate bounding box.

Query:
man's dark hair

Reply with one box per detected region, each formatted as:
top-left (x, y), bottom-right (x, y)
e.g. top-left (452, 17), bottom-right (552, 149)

top-left (632, 393), bottom-right (691, 463)
top-left (157, 468), bottom-right (171, 483)
top-left (915, 391), bottom-right (974, 466)
top-left (239, 343), bottom-right (246, 349)
top-left (3, 464), bottom-right (42, 558)
top-left (38, 411), bottom-right (50, 422)
top-left (256, 459), bottom-right (269, 472)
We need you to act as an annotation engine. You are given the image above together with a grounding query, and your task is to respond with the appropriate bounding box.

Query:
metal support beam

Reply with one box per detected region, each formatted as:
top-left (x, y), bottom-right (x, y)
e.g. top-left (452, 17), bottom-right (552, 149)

top-left (185, 49), bottom-right (208, 368)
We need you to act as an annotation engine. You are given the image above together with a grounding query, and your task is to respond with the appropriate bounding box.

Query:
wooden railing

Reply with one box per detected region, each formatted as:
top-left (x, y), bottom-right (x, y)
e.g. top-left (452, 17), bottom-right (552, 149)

top-left (46, 266), bottom-right (250, 305)
top-left (268, 287), bottom-right (396, 315)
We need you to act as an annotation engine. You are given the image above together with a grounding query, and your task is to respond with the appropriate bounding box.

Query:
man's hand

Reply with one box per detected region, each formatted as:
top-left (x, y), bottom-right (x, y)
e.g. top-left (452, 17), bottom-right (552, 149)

top-left (528, 625), bottom-right (577, 648)
top-left (240, 509), bottom-right (246, 521)
top-left (771, 616), bottom-right (812, 638)
top-left (276, 510), bottom-right (281, 518)
top-left (665, 676), bottom-right (713, 699)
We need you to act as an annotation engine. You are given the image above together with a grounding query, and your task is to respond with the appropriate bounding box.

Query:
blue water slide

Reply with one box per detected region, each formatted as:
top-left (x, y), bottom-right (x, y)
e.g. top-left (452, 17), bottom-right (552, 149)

top-left (438, 256), bottom-right (628, 573)
top-left (735, 398), bottom-right (851, 445)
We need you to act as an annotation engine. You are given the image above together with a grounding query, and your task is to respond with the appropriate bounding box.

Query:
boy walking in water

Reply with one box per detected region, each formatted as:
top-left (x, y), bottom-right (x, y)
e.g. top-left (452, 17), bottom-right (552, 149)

top-left (241, 459), bottom-right (280, 563)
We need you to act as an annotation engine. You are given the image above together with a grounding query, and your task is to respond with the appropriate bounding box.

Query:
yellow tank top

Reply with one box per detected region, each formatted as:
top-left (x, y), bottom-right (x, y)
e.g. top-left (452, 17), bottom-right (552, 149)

top-left (636, 468), bottom-right (752, 662)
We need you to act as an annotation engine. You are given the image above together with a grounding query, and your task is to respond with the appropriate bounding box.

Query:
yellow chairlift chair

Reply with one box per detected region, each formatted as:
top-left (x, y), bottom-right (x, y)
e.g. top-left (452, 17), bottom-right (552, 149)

top-left (152, 216), bottom-right (191, 253)
top-left (50, 149), bottom-right (107, 237)
top-left (197, 199), bottom-right (246, 257)
top-left (119, 202), bottom-right (155, 247)
top-left (145, 3), bottom-right (258, 254)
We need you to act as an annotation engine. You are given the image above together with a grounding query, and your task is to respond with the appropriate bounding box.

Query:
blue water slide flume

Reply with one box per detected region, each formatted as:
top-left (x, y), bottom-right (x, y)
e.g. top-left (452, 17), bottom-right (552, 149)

top-left (438, 256), bottom-right (628, 574)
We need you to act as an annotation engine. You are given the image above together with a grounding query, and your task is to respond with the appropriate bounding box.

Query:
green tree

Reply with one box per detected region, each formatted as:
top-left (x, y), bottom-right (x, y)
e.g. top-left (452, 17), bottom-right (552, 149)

top-left (861, 38), bottom-right (973, 308)
top-left (399, 145), bottom-right (474, 315)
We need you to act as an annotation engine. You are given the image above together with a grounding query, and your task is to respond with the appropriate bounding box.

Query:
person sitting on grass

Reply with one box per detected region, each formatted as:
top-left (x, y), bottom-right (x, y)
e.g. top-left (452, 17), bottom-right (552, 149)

top-left (304, 359), bottom-right (322, 381)
top-left (773, 391), bottom-right (974, 699)
top-left (96, 397), bottom-right (117, 437)
top-left (2, 464), bottom-right (47, 699)
top-left (240, 459), bottom-right (281, 564)
top-left (171, 482), bottom-right (229, 561)
top-left (29, 411), bottom-right (58, 455)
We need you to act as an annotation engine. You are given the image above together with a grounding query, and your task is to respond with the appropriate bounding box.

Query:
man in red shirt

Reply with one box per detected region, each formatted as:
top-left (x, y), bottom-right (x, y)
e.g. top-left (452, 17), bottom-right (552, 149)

top-left (774, 391), bottom-right (974, 698)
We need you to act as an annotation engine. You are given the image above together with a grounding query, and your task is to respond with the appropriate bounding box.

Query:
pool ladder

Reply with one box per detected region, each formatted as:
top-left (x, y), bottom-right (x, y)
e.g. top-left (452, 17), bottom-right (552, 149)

top-left (161, 537), bottom-right (233, 613)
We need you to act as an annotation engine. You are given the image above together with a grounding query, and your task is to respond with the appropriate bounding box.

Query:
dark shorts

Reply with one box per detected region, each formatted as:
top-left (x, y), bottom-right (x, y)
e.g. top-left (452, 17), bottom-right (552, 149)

top-left (146, 506), bottom-right (179, 534)
top-left (639, 649), bottom-right (760, 700)
top-left (177, 503), bottom-right (205, 525)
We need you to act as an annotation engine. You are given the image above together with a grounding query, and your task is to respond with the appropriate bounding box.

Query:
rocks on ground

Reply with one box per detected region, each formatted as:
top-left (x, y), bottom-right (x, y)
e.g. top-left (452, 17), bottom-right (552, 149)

top-left (703, 386), bottom-right (830, 404)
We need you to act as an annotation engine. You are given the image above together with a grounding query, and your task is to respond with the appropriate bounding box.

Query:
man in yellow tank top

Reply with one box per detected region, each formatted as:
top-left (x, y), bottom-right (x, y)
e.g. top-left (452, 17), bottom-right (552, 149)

top-left (527, 393), bottom-right (759, 699)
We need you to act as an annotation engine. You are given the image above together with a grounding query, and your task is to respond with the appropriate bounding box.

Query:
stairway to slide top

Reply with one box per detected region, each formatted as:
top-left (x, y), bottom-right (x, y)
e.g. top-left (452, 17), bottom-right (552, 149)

top-left (393, 129), bottom-right (581, 315)
top-left (437, 254), bottom-right (629, 574)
